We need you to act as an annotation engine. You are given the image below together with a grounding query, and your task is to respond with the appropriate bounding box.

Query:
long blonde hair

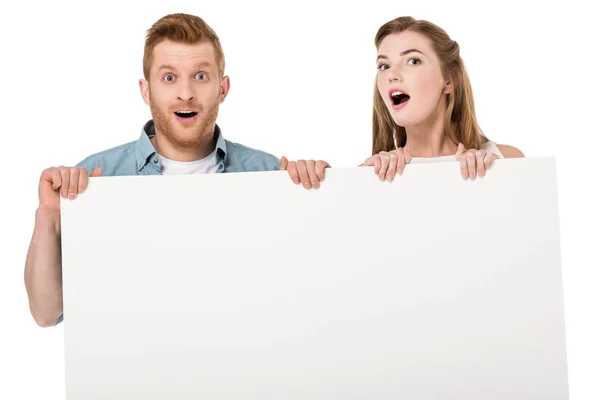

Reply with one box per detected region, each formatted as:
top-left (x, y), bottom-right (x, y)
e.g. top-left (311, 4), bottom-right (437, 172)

top-left (372, 16), bottom-right (487, 154)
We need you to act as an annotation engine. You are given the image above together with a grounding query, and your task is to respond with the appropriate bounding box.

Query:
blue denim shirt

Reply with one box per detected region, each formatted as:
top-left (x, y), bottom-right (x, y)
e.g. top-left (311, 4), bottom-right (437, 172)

top-left (56, 120), bottom-right (280, 325)
top-left (75, 120), bottom-right (281, 175)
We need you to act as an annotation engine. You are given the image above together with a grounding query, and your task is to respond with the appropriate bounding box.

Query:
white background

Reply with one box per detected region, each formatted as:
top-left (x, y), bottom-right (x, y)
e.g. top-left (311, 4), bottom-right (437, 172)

top-left (1, 0), bottom-right (598, 398)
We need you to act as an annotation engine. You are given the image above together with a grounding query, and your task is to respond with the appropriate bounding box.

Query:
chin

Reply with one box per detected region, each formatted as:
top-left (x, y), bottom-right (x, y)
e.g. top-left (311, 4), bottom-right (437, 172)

top-left (390, 109), bottom-right (428, 129)
top-left (174, 127), bottom-right (205, 141)
top-left (390, 114), bottom-right (410, 128)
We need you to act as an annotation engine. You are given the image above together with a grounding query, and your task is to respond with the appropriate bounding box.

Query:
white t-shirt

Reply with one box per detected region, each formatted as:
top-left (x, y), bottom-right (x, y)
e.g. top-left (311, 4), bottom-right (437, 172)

top-left (410, 141), bottom-right (505, 164)
top-left (159, 149), bottom-right (219, 175)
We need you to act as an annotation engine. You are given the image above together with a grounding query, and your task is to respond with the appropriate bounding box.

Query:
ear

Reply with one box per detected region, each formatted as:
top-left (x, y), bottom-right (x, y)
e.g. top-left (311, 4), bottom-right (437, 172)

top-left (219, 75), bottom-right (231, 103)
top-left (139, 79), bottom-right (150, 106)
top-left (443, 80), bottom-right (452, 95)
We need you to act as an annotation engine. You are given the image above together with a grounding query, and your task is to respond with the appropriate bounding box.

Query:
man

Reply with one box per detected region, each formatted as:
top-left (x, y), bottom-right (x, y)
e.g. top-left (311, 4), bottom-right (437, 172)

top-left (24, 13), bottom-right (329, 327)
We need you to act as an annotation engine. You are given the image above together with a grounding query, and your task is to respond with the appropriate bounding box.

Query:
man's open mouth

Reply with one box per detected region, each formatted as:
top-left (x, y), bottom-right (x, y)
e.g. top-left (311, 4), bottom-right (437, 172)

top-left (174, 111), bottom-right (198, 118)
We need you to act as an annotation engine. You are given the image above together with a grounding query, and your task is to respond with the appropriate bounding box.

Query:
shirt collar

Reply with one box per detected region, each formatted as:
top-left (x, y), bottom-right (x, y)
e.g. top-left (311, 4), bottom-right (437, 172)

top-left (134, 120), bottom-right (227, 171)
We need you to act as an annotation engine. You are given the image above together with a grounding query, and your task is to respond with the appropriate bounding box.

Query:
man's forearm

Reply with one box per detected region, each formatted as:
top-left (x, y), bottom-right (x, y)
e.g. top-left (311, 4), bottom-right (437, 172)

top-left (24, 208), bottom-right (63, 327)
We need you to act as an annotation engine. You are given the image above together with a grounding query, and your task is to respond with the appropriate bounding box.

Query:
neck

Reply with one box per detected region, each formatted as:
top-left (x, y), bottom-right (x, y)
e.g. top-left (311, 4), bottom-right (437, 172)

top-left (151, 129), bottom-right (217, 162)
top-left (404, 100), bottom-right (457, 158)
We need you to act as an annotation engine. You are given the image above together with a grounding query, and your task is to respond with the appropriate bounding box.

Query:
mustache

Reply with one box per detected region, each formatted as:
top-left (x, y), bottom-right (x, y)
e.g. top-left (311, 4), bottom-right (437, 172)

top-left (168, 102), bottom-right (204, 112)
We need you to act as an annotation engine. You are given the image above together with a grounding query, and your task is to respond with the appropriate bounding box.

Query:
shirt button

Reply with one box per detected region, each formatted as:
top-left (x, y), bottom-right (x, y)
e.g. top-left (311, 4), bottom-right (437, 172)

top-left (154, 158), bottom-right (159, 163)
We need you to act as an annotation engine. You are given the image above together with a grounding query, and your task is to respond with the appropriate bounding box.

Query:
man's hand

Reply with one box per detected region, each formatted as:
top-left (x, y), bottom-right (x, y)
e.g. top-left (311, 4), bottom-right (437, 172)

top-left (38, 166), bottom-right (102, 212)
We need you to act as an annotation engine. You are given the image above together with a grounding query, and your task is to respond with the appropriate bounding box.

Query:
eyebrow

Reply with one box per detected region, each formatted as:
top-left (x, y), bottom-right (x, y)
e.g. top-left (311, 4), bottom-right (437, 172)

top-left (156, 62), bottom-right (212, 73)
top-left (377, 48), bottom-right (424, 61)
top-left (194, 61), bottom-right (212, 69)
top-left (157, 64), bottom-right (177, 73)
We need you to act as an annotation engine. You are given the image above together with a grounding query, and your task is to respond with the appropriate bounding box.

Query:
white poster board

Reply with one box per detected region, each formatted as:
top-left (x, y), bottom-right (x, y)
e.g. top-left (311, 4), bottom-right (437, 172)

top-left (60, 158), bottom-right (569, 399)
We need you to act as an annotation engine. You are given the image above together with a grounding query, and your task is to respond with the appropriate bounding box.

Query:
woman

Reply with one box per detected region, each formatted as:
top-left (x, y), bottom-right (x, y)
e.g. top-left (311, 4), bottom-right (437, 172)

top-left (283, 16), bottom-right (524, 188)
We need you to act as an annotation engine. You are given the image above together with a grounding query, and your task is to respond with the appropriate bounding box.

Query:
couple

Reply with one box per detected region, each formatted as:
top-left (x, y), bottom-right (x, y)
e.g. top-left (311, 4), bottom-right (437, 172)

top-left (24, 13), bottom-right (523, 327)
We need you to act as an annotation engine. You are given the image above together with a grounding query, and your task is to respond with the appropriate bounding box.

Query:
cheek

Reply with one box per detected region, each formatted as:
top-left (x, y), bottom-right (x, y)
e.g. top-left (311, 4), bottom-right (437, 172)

top-left (416, 73), bottom-right (434, 91)
top-left (376, 78), bottom-right (387, 103)
top-left (150, 86), bottom-right (164, 100)
top-left (153, 96), bottom-right (168, 110)
top-left (416, 74), bottom-right (444, 103)
top-left (150, 95), bottom-right (172, 115)
top-left (194, 83), bottom-right (217, 101)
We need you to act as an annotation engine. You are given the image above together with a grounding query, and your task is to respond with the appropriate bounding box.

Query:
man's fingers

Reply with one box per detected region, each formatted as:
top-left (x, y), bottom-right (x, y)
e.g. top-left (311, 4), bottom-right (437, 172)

top-left (47, 168), bottom-right (62, 191)
top-left (306, 160), bottom-right (320, 189)
top-left (40, 166), bottom-right (100, 200)
top-left (58, 166), bottom-right (70, 198)
top-left (90, 167), bottom-right (103, 177)
top-left (78, 168), bottom-right (89, 195)
top-left (315, 160), bottom-right (329, 182)
top-left (296, 160), bottom-right (311, 189)
top-left (280, 156), bottom-right (289, 171)
top-left (287, 161), bottom-right (300, 184)
top-left (68, 168), bottom-right (80, 199)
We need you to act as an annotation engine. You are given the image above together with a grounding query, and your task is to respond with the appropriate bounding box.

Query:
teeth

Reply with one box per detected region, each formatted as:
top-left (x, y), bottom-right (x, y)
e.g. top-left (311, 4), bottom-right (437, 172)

top-left (391, 91), bottom-right (403, 97)
top-left (177, 110), bottom-right (195, 114)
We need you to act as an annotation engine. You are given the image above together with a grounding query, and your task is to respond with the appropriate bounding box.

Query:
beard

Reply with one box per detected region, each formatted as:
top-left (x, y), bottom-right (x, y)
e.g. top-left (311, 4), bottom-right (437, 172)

top-left (149, 91), bottom-right (220, 149)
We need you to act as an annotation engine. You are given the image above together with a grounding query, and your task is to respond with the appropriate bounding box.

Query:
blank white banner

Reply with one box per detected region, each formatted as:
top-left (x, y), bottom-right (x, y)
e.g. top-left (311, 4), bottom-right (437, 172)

top-left (60, 158), bottom-right (568, 399)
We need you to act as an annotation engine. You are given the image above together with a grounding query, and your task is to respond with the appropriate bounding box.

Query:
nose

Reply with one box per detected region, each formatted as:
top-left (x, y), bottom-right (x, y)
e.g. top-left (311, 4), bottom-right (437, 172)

top-left (177, 79), bottom-right (195, 101)
top-left (388, 66), bottom-right (402, 83)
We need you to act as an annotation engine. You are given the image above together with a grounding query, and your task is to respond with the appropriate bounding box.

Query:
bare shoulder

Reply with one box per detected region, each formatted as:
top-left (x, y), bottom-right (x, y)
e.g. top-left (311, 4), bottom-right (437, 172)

top-left (496, 144), bottom-right (525, 158)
